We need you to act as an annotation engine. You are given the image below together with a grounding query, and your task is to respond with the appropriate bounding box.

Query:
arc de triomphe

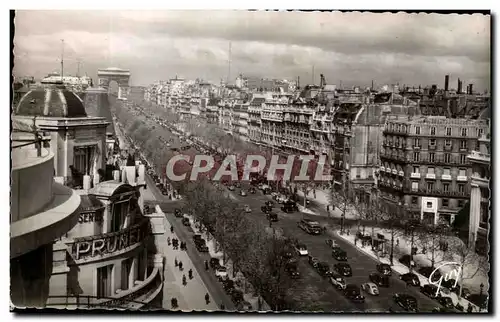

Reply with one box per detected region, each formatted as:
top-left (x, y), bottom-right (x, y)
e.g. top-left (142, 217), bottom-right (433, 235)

top-left (97, 67), bottom-right (131, 100)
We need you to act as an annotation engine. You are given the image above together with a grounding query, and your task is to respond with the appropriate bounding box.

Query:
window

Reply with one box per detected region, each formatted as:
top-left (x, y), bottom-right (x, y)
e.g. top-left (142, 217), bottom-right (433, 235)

top-left (356, 168), bottom-right (361, 179)
top-left (412, 197), bottom-right (418, 204)
top-left (443, 183), bottom-right (450, 192)
top-left (413, 166), bottom-right (420, 173)
top-left (430, 127), bottom-right (436, 135)
top-left (73, 145), bottom-right (96, 176)
top-left (459, 169), bottom-right (466, 177)
top-left (461, 128), bottom-right (467, 137)
top-left (442, 199), bottom-right (449, 207)
top-left (412, 181), bottom-right (419, 190)
top-left (414, 138), bottom-right (420, 147)
top-left (458, 184), bottom-right (465, 193)
top-left (429, 139), bottom-right (436, 146)
top-left (460, 140), bottom-right (467, 149)
top-left (415, 126), bottom-right (421, 135)
top-left (428, 167), bottom-right (435, 174)
top-left (444, 153), bottom-right (451, 163)
top-left (460, 154), bottom-right (467, 164)
top-left (427, 202), bottom-right (432, 208)
top-left (446, 127), bottom-right (452, 136)
top-left (111, 200), bottom-right (129, 233)
top-left (121, 258), bottom-right (133, 290)
top-left (443, 168), bottom-right (451, 176)
top-left (413, 152), bottom-right (420, 161)
top-left (97, 265), bottom-right (113, 298)
top-left (429, 153), bottom-right (435, 162)
top-left (477, 128), bottom-right (484, 137)
top-left (427, 182), bottom-right (434, 191)
top-left (445, 139), bottom-right (452, 146)
top-left (458, 200), bottom-right (465, 207)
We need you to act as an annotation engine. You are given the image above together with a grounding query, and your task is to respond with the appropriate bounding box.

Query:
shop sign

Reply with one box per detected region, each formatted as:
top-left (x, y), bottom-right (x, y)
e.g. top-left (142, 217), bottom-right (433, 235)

top-left (78, 212), bottom-right (104, 224)
top-left (73, 221), bottom-right (147, 260)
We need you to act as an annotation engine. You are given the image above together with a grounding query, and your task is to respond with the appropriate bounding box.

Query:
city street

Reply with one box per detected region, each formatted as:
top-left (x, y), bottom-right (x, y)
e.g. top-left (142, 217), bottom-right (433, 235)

top-left (124, 102), bottom-right (447, 312)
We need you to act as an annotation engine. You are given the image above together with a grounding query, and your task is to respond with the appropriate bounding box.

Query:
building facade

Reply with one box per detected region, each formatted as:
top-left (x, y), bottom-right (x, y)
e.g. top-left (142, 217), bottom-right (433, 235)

top-left (468, 134), bottom-right (490, 255)
top-left (379, 116), bottom-right (489, 226)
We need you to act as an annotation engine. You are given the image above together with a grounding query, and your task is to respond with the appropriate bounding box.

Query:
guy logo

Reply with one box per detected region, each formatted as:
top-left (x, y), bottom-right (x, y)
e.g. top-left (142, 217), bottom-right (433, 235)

top-left (429, 261), bottom-right (461, 298)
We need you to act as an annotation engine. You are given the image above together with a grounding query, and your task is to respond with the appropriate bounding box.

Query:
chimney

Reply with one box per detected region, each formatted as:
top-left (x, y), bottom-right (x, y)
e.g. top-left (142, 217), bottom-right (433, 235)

top-left (457, 78), bottom-right (462, 94)
top-left (444, 75), bottom-right (449, 91)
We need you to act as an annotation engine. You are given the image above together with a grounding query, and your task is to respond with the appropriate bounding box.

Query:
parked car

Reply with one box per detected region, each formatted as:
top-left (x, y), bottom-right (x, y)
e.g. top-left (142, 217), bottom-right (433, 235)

top-left (210, 258), bottom-right (220, 269)
top-left (261, 205), bottom-right (272, 213)
top-left (265, 201), bottom-right (274, 207)
top-left (196, 242), bottom-right (209, 252)
top-left (334, 263), bottom-right (352, 277)
top-left (236, 301), bottom-right (253, 311)
top-left (295, 243), bottom-right (308, 256)
top-left (230, 289), bottom-right (244, 304)
top-left (361, 282), bottom-right (380, 296)
top-left (249, 187), bottom-right (256, 194)
top-left (222, 279), bottom-right (235, 293)
top-left (234, 182), bottom-right (241, 188)
top-left (215, 266), bottom-right (228, 280)
top-left (399, 255), bottom-right (416, 269)
top-left (332, 247), bottom-right (348, 261)
top-left (285, 260), bottom-right (300, 279)
top-left (420, 284), bottom-right (441, 299)
top-left (193, 234), bottom-right (203, 243)
top-left (441, 278), bottom-right (460, 293)
top-left (181, 217), bottom-right (190, 227)
top-left (436, 296), bottom-right (455, 310)
top-left (174, 208), bottom-right (183, 218)
top-left (325, 239), bottom-right (338, 248)
top-left (400, 273), bottom-right (421, 287)
top-left (329, 275), bottom-right (347, 290)
top-left (308, 255), bottom-right (319, 268)
top-left (393, 293), bottom-right (418, 312)
top-left (317, 262), bottom-right (334, 277)
top-left (343, 284), bottom-right (365, 303)
top-left (376, 263), bottom-right (392, 276)
top-left (266, 212), bottom-right (279, 222)
top-left (227, 185), bottom-right (235, 191)
top-left (418, 266), bottom-right (442, 283)
top-left (239, 190), bottom-right (247, 197)
top-left (369, 273), bottom-right (390, 287)
top-left (244, 205), bottom-right (252, 213)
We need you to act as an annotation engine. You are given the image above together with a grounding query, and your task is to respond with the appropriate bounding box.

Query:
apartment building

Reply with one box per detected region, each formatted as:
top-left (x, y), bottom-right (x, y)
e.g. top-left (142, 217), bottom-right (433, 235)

top-left (282, 95), bottom-right (314, 154)
top-left (233, 102), bottom-right (249, 141)
top-left (468, 133), bottom-right (490, 255)
top-left (260, 94), bottom-right (287, 149)
top-left (12, 84), bottom-right (164, 309)
top-left (248, 94), bottom-right (267, 144)
top-left (220, 99), bottom-right (234, 134)
top-left (379, 116), bottom-right (489, 226)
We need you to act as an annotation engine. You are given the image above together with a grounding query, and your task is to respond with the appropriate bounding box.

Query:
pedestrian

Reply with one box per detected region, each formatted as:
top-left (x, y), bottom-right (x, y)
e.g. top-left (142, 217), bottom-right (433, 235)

top-left (467, 303), bottom-right (473, 313)
top-left (220, 302), bottom-right (225, 310)
top-left (182, 274), bottom-right (187, 286)
top-left (327, 205), bottom-right (330, 212)
top-left (179, 261), bottom-right (183, 271)
top-left (170, 225), bottom-right (174, 233)
top-left (205, 293), bottom-right (210, 304)
top-left (189, 268), bottom-right (193, 279)
top-left (205, 260), bottom-right (209, 271)
top-left (396, 239), bottom-right (400, 246)
top-left (174, 258), bottom-right (178, 267)
top-left (171, 297), bottom-right (178, 309)
top-left (167, 236), bottom-right (171, 245)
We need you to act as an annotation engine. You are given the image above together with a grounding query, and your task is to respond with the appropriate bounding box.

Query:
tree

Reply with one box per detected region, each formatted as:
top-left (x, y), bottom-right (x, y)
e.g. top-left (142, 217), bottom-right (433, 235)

top-left (415, 223), bottom-right (450, 268)
top-left (449, 237), bottom-right (489, 301)
top-left (378, 201), bottom-right (405, 266)
top-left (329, 187), bottom-right (351, 235)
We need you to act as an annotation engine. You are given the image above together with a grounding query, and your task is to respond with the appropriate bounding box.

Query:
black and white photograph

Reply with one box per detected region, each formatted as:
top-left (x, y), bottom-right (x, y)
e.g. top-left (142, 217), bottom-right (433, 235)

top-left (9, 8), bottom-right (491, 314)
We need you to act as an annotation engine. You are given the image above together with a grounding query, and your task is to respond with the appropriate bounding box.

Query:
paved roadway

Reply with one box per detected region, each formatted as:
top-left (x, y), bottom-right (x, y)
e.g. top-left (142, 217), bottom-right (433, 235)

top-left (123, 98), bottom-right (444, 312)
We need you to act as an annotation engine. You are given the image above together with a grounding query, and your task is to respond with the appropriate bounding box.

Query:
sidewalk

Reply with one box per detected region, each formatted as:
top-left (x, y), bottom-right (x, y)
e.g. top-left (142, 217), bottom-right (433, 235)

top-left (160, 214), bottom-right (219, 311)
top-left (186, 215), bottom-right (271, 311)
top-left (330, 227), bottom-right (487, 312)
top-left (296, 188), bottom-right (358, 220)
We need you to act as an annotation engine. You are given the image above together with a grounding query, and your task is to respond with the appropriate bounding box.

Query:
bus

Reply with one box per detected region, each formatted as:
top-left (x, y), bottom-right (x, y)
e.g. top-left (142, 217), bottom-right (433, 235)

top-left (298, 219), bottom-right (322, 235)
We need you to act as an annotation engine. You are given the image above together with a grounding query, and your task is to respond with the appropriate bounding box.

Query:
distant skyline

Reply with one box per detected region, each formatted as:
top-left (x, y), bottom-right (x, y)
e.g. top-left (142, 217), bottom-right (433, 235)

top-left (13, 11), bottom-right (490, 90)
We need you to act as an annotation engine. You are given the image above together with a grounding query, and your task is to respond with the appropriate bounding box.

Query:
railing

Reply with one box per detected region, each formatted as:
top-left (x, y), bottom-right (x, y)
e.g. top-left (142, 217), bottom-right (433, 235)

top-left (404, 187), bottom-right (470, 198)
top-left (469, 150), bottom-right (490, 161)
top-left (46, 267), bottom-right (163, 310)
top-left (284, 106), bottom-right (314, 114)
top-left (382, 129), bottom-right (408, 136)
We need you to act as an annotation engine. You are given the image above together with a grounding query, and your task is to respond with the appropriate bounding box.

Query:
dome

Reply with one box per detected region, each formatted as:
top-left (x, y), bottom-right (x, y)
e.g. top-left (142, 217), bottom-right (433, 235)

top-left (15, 86), bottom-right (87, 118)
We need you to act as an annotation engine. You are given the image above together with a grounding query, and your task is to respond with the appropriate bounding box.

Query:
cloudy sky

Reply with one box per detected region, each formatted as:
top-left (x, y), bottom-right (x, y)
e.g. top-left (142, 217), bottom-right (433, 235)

top-left (13, 11), bottom-right (490, 90)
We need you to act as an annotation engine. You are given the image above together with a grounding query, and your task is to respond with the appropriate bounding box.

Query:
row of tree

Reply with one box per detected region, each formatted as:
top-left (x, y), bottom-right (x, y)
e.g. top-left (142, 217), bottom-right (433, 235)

top-left (330, 187), bottom-right (488, 300)
top-left (183, 180), bottom-right (295, 311)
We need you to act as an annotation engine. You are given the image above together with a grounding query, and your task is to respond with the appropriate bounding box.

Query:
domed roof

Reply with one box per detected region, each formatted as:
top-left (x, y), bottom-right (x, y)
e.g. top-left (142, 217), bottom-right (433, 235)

top-left (15, 86), bottom-right (87, 118)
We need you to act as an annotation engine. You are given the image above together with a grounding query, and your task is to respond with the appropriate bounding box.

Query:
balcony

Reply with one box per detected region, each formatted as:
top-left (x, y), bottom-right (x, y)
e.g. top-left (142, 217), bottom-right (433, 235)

top-left (425, 173), bottom-right (436, 180)
top-left (468, 150), bottom-right (491, 164)
top-left (457, 175), bottom-right (468, 182)
top-left (441, 174), bottom-right (452, 181)
top-left (383, 129), bottom-right (409, 136)
top-left (404, 187), bottom-right (470, 198)
top-left (410, 172), bottom-right (421, 179)
top-left (444, 145), bottom-right (452, 151)
top-left (413, 145), bottom-right (421, 150)
top-left (428, 145), bottom-right (437, 150)
top-left (284, 106), bottom-right (314, 114)
top-left (380, 166), bottom-right (385, 172)
top-left (46, 265), bottom-right (163, 310)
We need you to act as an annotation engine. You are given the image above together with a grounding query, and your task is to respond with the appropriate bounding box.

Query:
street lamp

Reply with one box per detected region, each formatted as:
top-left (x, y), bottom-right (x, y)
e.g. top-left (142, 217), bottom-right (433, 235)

top-left (480, 283), bottom-right (484, 296)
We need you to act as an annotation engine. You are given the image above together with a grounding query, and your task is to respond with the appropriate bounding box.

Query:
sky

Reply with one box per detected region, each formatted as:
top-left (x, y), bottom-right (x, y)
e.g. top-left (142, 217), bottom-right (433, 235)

top-left (13, 11), bottom-right (491, 90)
